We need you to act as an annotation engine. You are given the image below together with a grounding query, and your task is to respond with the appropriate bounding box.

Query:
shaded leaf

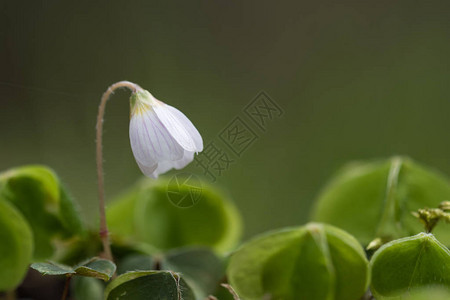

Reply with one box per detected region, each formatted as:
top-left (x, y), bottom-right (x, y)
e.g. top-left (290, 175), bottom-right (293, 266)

top-left (72, 276), bottom-right (105, 300)
top-left (31, 257), bottom-right (116, 281)
top-left (31, 262), bottom-right (75, 276)
top-left (117, 247), bottom-right (224, 298)
top-left (74, 258), bottom-right (116, 281)
top-left (117, 254), bottom-right (153, 275)
top-left (227, 223), bottom-right (369, 300)
top-left (0, 165), bottom-right (84, 260)
top-left (104, 271), bottom-right (195, 300)
top-left (312, 157), bottom-right (450, 245)
top-left (0, 200), bottom-right (33, 291)
top-left (107, 177), bottom-right (241, 253)
top-left (56, 230), bottom-right (102, 266)
top-left (370, 232), bottom-right (450, 298)
top-left (162, 247), bottom-right (224, 298)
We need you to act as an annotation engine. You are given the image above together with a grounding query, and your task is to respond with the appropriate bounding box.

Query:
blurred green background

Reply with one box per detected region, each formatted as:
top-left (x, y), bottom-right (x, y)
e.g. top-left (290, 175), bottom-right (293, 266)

top-left (1, 0), bottom-right (449, 240)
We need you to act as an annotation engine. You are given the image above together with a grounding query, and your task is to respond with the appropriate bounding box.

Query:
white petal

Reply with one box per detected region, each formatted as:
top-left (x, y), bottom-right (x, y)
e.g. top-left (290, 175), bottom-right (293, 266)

top-left (151, 151), bottom-right (196, 178)
top-left (166, 106), bottom-right (203, 152)
top-left (172, 151), bottom-right (195, 169)
top-left (153, 102), bottom-right (200, 152)
top-left (129, 108), bottom-right (184, 168)
top-left (153, 161), bottom-right (176, 177)
top-left (135, 160), bottom-right (158, 178)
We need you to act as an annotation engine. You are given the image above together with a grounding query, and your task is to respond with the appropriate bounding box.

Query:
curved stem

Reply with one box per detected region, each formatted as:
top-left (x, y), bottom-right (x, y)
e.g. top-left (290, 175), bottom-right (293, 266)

top-left (61, 275), bottom-right (72, 300)
top-left (96, 81), bottom-right (141, 262)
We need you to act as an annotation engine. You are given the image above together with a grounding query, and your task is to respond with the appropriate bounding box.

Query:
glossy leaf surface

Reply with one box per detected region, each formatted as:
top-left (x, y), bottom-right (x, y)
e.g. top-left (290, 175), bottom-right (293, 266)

top-left (312, 157), bottom-right (450, 245)
top-left (227, 223), bottom-right (369, 300)
top-left (104, 271), bottom-right (195, 300)
top-left (370, 233), bottom-right (450, 298)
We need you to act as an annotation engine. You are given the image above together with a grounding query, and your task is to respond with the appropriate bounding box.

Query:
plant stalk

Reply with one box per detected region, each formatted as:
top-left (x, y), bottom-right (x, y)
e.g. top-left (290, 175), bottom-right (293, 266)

top-left (61, 276), bottom-right (72, 300)
top-left (96, 81), bottom-right (141, 262)
top-left (4, 290), bottom-right (16, 300)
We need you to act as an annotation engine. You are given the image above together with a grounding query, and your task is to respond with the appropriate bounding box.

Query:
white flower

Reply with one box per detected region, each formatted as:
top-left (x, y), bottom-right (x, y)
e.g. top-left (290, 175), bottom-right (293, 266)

top-left (129, 90), bottom-right (203, 178)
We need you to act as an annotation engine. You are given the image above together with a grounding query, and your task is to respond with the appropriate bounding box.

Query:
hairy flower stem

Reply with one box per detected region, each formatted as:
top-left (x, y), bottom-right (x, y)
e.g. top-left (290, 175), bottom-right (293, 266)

top-left (96, 81), bottom-right (141, 262)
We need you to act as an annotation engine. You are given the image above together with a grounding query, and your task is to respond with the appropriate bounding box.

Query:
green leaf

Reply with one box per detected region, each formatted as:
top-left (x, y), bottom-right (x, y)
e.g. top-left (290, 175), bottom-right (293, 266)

top-left (117, 248), bottom-right (224, 298)
top-left (117, 254), bottom-right (153, 275)
top-left (311, 157), bottom-right (450, 245)
top-left (0, 165), bottom-right (84, 260)
top-left (0, 200), bottom-right (33, 291)
top-left (227, 223), bottom-right (369, 300)
top-left (370, 232), bottom-right (450, 298)
top-left (74, 257), bottom-right (116, 281)
top-left (31, 261), bottom-right (75, 275)
top-left (72, 277), bottom-right (104, 300)
top-left (213, 284), bottom-right (238, 300)
top-left (104, 271), bottom-right (195, 300)
top-left (162, 247), bottom-right (224, 299)
top-left (107, 177), bottom-right (241, 253)
top-left (56, 231), bottom-right (102, 266)
top-left (31, 257), bottom-right (116, 281)
top-left (401, 287), bottom-right (450, 300)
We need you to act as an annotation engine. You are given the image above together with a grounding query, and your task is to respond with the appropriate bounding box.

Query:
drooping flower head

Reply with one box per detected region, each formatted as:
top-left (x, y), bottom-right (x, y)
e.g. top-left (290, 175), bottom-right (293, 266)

top-left (129, 90), bottom-right (203, 178)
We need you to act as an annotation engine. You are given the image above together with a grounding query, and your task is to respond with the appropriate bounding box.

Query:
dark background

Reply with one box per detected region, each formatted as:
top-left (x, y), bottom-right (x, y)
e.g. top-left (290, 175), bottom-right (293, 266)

top-left (2, 0), bottom-right (449, 239)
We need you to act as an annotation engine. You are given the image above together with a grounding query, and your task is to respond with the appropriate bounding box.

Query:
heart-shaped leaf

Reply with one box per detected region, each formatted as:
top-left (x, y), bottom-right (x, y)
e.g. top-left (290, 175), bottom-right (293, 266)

top-left (0, 165), bottom-right (84, 260)
top-left (104, 271), bottom-right (195, 300)
top-left (0, 200), bottom-right (33, 291)
top-left (107, 177), bottom-right (241, 253)
top-left (162, 247), bottom-right (224, 299)
top-left (227, 223), bottom-right (369, 300)
top-left (312, 157), bottom-right (450, 245)
top-left (31, 257), bottom-right (116, 281)
top-left (370, 232), bottom-right (450, 298)
top-left (117, 247), bottom-right (225, 299)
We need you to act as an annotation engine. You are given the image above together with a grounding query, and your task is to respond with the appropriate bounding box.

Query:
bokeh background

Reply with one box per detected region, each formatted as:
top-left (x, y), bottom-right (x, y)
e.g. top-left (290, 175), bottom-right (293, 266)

top-left (2, 0), bottom-right (449, 240)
